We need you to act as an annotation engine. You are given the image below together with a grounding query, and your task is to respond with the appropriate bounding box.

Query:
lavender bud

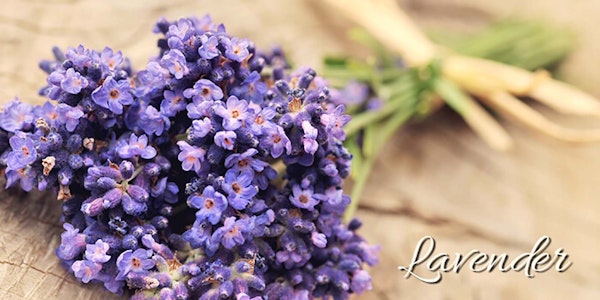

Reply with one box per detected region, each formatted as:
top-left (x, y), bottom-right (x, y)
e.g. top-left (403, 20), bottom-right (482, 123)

top-left (128, 185), bottom-right (149, 202)
top-left (46, 132), bottom-right (63, 150)
top-left (144, 163), bottom-right (161, 177)
top-left (348, 219), bottom-right (362, 231)
top-left (120, 160), bottom-right (135, 179)
top-left (96, 176), bottom-right (118, 190)
top-left (67, 154), bottom-right (84, 169)
top-left (275, 80), bottom-right (290, 95)
top-left (130, 226), bottom-right (145, 238)
top-left (122, 234), bottom-right (138, 250)
top-left (81, 197), bottom-right (104, 216)
top-left (151, 216), bottom-right (169, 229)
top-left (102, 188), bottom-right (123, 209)
top-left (66, 134), bottom-right (82, 152)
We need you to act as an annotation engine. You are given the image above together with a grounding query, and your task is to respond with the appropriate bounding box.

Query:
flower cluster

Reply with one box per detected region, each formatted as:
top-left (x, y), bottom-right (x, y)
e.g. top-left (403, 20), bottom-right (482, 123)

top-left (0, 15), bottom-right (378, 299)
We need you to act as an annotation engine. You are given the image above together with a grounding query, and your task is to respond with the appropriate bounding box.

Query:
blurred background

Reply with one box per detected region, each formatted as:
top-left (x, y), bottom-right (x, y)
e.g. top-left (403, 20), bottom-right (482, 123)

top-left (1, 0), bottom-right (599, 299)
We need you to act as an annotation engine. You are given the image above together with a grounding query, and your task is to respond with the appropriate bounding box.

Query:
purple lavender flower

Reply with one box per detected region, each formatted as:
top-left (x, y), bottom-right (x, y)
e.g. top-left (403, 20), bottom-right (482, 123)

top-left (252, 166), bottom-right (277, 190)
top-left (60, 68), bottom-right (89, 94)
top-left (211, 217), bottom-right (251, 249)
top-left (72, 260), bottom-right (102, 283)
top-left (0, 99), bottom-right (33, 132)
top-left (141, 234), bottom-right (174, 259)
top-left (167, 18), bottom-right (194, 40)
top-left (85, 239), bottom-right (111, 263)
top-left (4, 168), bottom-right (36, 192)
top-left (214, 130), bottom-right (237, 150)
top-left (260, 126), bottom-right (292, 158)
top-left (56, 103), bottom-right (84, 132)
top-left (311, 232), bottom-right (327, 248)
top-left (357, 241), bottom-right (381, 266)
top-left (168, 38), bottom-right (186, 53)
top-left (183, 79), bottom-right (223, 103)
top-left (182, 220), bottom-right (212, 248)
top-left (5, 133), bottom-right (37, 171)
top-left (95, 264), bottom-right (125, 294)
top-left (224, 148), bottom-right (268, 175)
top-left (135, 61), bottom-right (167, 98)
top-left (116, 249), bottom-right (155, 280)
top-left (275, 249), bottom-right (304, 269)
top-left (198, 35), bottom-right (220, 60)
top-left (224, 37), bottom-right (250, 62)
top-left (33, 101), bottom-right (59, 126)
top-left (290, 184), bottom-right (321, 211)
top-left (190, 118), bottom-right (213, 139)
top-left (248, 105), bottom-right (276, 135)
top-left (139, 105), bottom-right (170, 136)
top-left (100, 47), bottom-right (124, 71)
top-left (117, 133), bottom-right (157, 159)
top-left (188, 186), bottom-right (227, 225)
top-left (160, 89), bottom-right (187, 117)
top-left (222, 170), bottom-right (257, 210)
top-left (160, 49), bottom-right (189, 79)
top-left (350, 270), bottom-right (372, 293)
top-left (57, 223), bottom-right (87, 261)
top-left (186, 100), bottom-right (216, 119)
top-left (321, 105), bottom-right (351, 140)
top-left (301, 121), bottom-right (319, 155)
top-left (47, 70), bottom-right (65, 88)
top-left (231, 71), bottom-right (267, 103)
top-left (177, 141), bottom-right (205, 173)
top-left (65, 45), bottom-right (92, 68)
top-left (214, 96), bottom-right (249, 131)
top-left (323, 186), bottom-right (345, 207)
top-left (91, 76), bottom-right (133, 114)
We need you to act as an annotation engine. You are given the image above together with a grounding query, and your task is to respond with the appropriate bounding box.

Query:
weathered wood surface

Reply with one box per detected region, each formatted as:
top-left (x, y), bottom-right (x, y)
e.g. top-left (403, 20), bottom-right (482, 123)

top-left (1, 0), bottom-right (600, 299)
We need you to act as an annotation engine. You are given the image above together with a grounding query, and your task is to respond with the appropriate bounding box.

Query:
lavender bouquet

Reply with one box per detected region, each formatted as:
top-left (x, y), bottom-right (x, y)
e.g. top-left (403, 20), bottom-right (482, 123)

top-left (0, 16), bottom-right (378, 299)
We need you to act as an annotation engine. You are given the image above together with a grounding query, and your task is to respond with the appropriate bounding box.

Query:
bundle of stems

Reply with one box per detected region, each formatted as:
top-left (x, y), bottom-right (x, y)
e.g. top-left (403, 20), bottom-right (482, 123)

top-left (319, 1), bottom-right (600, 221)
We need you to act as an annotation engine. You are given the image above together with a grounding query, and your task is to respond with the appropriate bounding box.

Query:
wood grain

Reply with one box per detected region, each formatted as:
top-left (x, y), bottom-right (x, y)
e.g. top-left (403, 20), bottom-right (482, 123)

top-left (1, 0), bottom-right (600, 299)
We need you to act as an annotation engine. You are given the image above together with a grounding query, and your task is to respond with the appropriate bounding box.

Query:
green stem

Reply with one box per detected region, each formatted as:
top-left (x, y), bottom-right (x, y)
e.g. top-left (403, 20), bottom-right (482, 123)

top-left (345, 135), bottom-right (363, 180)
top-left (431, 78), bottom-right (469, 115)
top-left (344, 101), bottom-right (417, 222)
top-left (345, 86), bottom-right (417, 136)
top-left (344, 126), bottom-right (376, 223)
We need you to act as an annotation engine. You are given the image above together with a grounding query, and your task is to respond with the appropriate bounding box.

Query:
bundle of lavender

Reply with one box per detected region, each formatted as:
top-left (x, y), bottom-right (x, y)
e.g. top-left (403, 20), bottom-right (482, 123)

top-left (0, 16), bottom-right (377, 299)
top-left (320, 0), bottom-right (600, 220)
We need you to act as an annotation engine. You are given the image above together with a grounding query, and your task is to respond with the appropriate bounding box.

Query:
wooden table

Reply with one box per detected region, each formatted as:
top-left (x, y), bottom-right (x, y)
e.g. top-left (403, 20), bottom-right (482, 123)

top-left (1, 1), bottom-right (599, 299)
